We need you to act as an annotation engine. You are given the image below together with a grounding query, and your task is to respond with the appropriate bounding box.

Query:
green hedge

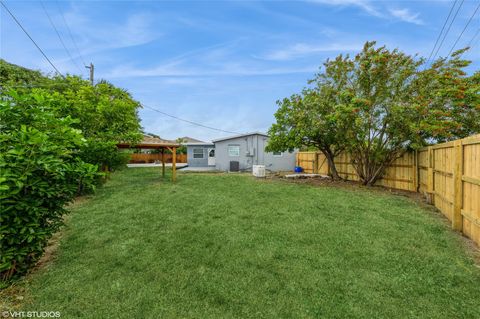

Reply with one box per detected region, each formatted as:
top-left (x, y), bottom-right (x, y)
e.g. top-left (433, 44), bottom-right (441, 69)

top-left (0, 90), bottom-right (100, 282)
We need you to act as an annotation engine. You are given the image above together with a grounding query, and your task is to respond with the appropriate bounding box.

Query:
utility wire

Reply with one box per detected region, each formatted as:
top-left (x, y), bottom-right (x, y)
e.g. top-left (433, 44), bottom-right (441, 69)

top-left (4, 2), bottom-right (234, 138)
top-left (0, 0), bottom-right (65, 78)
top-left (55, 0), bottom-right (87, 67)
top-left (143, 104), bottom-right (242, 135)
top-left (40, 1), bottom-right (83, 74)
top-left (431, 0), bottom-right (465, 62)
top-left (425, 0), bottom-right (458, 66)
top-left (466, 27), bottom-right (480, 49)
top-left (446, 2), bottom-right (480, 56)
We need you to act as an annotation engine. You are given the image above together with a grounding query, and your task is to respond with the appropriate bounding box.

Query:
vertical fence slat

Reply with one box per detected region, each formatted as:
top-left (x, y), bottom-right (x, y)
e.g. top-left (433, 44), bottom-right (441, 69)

top-left (427, 146), bottom-right (434, 204)
top-left (453, 140), bottom-right (464, 231)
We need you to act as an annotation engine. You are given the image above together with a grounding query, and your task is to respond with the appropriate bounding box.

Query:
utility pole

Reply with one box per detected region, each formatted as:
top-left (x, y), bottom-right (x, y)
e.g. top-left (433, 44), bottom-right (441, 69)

top-left (85, 62), bottom-right (94, 85)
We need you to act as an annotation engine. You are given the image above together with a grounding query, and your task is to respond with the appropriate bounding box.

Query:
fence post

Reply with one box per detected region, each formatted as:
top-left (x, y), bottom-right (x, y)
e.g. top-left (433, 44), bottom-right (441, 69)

top-left (426, 146), bottom-right (434, 204)
top-left (452, 140), bottom-right (463, 231)
top-left (314, 152), bottom-right (318, 174)
top-left (413, 150), bottom-right (419, 192)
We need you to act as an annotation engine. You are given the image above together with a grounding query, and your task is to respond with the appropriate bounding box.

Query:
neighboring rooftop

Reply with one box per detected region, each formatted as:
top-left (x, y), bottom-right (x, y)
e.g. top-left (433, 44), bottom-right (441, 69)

top-left (184, 142), bottom-right (215, 146)
top-left (179, 136), bottom-right (206, 144)
top-left (143, 134), bottom-right (177, 145)
top-left (212, 132), bottom-right (268, 143)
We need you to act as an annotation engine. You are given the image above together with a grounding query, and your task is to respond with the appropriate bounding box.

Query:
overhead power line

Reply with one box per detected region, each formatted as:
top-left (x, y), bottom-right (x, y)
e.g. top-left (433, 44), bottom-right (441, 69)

top-left (466, 27), bottom-right (480, 49)
top-left (425, 0), bottom-right (458, 66)
top-left (55, 0), bottom-right (87, 67)
top-left (40, 1), bottom-right (83, 74)
top-left (142, 104), bottom-right (242, 135)
top-left (431, 0), bottom-right (465, 62)
top-left (0, 0), bottom-right (65, 78)
top-left (446, 1), bottom-right (480, 56)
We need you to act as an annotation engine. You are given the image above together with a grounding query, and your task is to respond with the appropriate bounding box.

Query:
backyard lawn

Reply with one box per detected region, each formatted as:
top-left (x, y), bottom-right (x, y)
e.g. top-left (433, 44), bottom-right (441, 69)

top-left (5, 168), bottom-right (480, 318)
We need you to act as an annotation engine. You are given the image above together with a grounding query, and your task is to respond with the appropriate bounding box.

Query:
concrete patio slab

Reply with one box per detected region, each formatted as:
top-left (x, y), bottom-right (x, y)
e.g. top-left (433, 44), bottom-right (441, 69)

top-left (179, 166), bottom-right (219, 172)
top-left (127, 163), bottom-right (188, 168)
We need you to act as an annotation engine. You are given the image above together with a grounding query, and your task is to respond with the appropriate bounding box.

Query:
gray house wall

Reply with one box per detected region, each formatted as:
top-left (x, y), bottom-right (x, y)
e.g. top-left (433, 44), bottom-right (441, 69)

top-left (186, 145), bottom-right (214, 167)
top-left (214, 134), bottom-right (296, 172)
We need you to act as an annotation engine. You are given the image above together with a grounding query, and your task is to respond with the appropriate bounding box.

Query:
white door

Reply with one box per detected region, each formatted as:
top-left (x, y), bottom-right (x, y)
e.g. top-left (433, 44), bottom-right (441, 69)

top-left (208, 148), bottom-right (215, 166)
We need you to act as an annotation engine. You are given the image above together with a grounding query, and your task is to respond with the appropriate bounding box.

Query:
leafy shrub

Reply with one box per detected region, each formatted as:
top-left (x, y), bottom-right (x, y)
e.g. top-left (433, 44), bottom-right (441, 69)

top-left (79, 140), bottom-right (131, 172)
top-left (0, 90), bottom-right (100, 282)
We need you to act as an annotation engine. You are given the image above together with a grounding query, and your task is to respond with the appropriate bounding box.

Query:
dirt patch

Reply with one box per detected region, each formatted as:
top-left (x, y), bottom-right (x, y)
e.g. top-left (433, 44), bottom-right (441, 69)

top-left (271, 173), bottom-right (423, 200)
top-left (0, 212), bottom-right (72, 311)
top-left (66, 195), bottom-right (93, 209)
top-left (0, 282), bottom-right (29, 311)
top-left (31, 222), bottom-right (67, 273)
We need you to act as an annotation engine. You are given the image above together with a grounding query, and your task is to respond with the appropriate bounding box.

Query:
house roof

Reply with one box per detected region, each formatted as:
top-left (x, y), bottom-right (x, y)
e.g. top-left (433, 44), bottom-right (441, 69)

top-left (179, 136), bottom-right (206, 144)
top-left (212, 132), bottom-right (268, 143)
top-left (185, 142), bottom-right (214, 146)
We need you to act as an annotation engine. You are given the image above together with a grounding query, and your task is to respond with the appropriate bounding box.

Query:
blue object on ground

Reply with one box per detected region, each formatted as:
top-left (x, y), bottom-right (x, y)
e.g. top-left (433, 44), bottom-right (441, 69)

top-left (294, 166), bottom-right (303, 173)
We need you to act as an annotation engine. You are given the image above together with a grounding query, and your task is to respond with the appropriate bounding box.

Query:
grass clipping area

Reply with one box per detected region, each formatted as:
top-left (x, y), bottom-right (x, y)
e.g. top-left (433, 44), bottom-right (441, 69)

top-left (3, 168), bottom-right (480, 318)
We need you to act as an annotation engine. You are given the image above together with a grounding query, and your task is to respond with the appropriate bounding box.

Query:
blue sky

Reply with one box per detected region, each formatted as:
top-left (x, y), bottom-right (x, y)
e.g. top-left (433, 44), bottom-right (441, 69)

top-left (1, 0), bottom-right (479, 141)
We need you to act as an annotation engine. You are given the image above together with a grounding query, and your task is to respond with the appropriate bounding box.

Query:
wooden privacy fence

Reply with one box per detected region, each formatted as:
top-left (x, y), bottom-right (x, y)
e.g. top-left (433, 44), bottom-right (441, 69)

top-left (130, 153), bottom-right (187, 164)
top-left (296, 134), bottom-right (480, 246)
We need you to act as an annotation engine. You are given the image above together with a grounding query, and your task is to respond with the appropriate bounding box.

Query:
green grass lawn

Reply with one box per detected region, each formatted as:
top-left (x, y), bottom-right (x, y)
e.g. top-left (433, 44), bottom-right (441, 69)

top-left (6, 168), bottom-right (480, 318)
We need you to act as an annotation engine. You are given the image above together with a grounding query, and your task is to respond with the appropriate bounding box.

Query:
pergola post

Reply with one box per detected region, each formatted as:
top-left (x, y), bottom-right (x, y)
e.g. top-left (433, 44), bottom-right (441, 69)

top-left (161, 148), bottom-right (165, 178)
top-left (172, 147), bottom-right (176, 182)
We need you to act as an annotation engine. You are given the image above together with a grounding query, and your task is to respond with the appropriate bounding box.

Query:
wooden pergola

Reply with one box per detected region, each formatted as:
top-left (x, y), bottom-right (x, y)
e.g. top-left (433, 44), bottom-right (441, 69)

top-left (117, 136), bottom-right (181, 182)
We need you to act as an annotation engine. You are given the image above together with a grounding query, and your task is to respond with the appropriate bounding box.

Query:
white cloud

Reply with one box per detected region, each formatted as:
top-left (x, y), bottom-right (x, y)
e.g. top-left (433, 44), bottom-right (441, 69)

top-left (261, 43), bottom-right (363, 61)
top-left (103, 40), bottom-right (318, 78)
top-left (66, 12), bottom-right (160, 54)
top-left (310, 0), bottom-right (424, 25)
top-left (309, 0), bottom-right (383, 17)
top-left (389, 8), bottom-right (424, 25)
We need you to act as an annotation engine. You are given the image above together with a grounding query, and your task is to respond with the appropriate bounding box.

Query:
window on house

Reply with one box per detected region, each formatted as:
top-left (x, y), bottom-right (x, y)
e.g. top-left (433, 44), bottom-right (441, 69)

top-left (273, 151), bottom-right (283, 157)
top-left (228, 145), bottom-right (240, 157)
top-left (193, 148), bottom-right (204, 159)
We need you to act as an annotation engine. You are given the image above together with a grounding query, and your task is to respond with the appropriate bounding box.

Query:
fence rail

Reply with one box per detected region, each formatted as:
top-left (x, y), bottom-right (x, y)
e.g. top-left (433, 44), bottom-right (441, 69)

top-left (129, 153), bottom-right (187, 164)
top-left (296, 134), bottom-right (480, 246)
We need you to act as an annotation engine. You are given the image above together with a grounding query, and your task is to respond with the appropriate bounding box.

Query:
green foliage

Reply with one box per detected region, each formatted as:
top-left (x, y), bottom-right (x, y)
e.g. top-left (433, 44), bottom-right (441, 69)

top-left (337, 42), bottom-right (425, 185)
top-left (412, 51), bottom-right (480, 143)
top-left (0, 59), bottom-right (50, 89)
top-left (267, 54), bottom-right (355, 179)
top-left (175, 138), bottom-right (187, 154)
top-left (0, 60), bottom-right (143, 284)
top-left (51, 78), bottom-right (142, 170)
top-left (1, 61), bottom-right (143, 171)
top-left (0, 90), bottom-right (100, 281)
top-left (339, 44), bottom-right (478, 184)
top-left (79, 140), bottom-right (131, 171)
top-left (57, 79), bottom-right (142, 143)
top-left (269, 42), bottom-right (479, 185)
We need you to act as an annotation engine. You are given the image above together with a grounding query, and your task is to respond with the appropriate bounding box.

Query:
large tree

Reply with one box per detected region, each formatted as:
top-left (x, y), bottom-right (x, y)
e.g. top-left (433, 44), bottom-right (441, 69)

top-left (1, 61), bottom-right (143, 171)
top-left (337, 42), bottom-right (423, 185)
top-left (268, 42), bottom-right (479, 185)
top-left (343, 44), bottom-right (479, 185)
top-left (411, 50), bottom-right (480, 143)
top-left (266, 55), bottom-right (353, 180)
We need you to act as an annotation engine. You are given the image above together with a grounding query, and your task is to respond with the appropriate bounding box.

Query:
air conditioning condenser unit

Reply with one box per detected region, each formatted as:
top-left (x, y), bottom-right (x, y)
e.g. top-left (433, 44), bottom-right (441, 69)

top-left (252, 165), bottom-right (265, 178)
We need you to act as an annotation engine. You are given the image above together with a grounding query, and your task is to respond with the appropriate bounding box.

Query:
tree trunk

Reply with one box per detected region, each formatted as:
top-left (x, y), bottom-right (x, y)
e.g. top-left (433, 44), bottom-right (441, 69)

top-left (322, 150), bottom-right (341, 180)
top-left (360, 155), bottom-right (397, 186)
